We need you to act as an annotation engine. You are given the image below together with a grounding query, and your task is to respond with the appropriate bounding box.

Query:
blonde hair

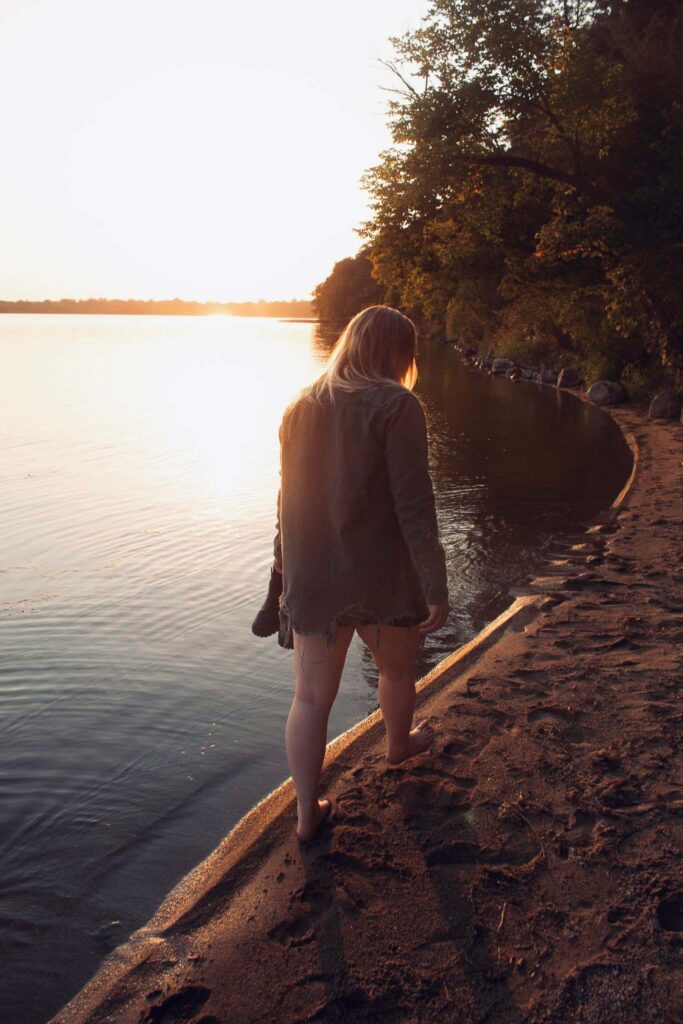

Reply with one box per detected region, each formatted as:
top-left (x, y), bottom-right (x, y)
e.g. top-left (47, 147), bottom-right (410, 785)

top-left (310, 305), bottom-right (418, 403)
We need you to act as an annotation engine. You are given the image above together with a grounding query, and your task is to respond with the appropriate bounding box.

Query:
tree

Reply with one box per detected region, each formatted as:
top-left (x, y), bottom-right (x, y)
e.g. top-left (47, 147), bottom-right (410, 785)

top-left (312, 252), bottom-right (385, 323)
top-left (360, 0), bottom-right (683, 387)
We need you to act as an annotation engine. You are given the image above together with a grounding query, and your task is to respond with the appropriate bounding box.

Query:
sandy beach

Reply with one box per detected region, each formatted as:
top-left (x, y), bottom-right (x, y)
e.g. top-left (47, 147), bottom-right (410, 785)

top-left (52, 401), bottom-right (682, 1024)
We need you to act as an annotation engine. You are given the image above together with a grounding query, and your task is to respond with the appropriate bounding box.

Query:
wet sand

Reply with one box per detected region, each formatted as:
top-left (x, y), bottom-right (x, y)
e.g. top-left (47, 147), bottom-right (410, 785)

top-left (52, 404), bottom-right (682, 1024)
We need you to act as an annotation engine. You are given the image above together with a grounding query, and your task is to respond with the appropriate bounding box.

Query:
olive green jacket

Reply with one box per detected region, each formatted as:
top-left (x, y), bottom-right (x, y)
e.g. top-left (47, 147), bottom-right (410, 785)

top-left (275, 383), bottom-right (448, 647)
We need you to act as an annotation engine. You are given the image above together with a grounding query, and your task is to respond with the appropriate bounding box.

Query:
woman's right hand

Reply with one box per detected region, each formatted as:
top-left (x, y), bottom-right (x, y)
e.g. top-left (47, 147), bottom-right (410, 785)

top-left (418, 602), bottom-right (449, 635)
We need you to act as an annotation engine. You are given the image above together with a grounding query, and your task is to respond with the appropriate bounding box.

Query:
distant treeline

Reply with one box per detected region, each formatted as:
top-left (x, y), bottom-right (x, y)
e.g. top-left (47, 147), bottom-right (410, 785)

top-left (0, 298), bottom-right (314, 318)
top-left (315, 0), bottom-right (683, 399)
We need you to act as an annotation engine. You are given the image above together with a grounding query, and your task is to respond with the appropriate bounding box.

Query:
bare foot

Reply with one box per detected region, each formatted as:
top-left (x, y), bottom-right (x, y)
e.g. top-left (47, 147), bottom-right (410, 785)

top-left (296, 799), bottom-right (332, 843)
top-left (386, 720), bottom-right (436, 765)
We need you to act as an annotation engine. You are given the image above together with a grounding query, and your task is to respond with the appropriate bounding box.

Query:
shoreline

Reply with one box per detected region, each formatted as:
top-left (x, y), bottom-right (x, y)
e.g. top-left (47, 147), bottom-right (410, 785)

top-left (51, 397), bottom-right (682, 1024)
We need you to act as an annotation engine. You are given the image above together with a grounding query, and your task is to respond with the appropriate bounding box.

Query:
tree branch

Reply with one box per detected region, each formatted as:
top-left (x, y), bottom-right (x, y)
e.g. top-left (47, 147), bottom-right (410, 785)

top-left (379, 59), bottom-right (420, 99)
top-left (536, 92), bottom-right (584, 184)
top-left (454, 151), bottom-right (578, 187)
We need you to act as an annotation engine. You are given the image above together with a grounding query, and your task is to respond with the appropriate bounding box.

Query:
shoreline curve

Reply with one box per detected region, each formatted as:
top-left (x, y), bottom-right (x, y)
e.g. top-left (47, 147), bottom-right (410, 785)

top-left (53, 390), bottom-right (670, 1024)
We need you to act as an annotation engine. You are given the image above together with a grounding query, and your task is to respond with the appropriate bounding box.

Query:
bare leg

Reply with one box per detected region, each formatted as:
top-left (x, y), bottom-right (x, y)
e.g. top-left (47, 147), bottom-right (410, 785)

top-left (286, 626), bottom-right (354, 840)
top-left (356, 623), bottom-right (435, 764)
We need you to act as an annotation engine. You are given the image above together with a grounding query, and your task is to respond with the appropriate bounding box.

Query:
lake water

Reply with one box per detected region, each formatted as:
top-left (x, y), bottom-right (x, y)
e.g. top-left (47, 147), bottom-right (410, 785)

top-left (0, 315), bottom-right (632, 1022)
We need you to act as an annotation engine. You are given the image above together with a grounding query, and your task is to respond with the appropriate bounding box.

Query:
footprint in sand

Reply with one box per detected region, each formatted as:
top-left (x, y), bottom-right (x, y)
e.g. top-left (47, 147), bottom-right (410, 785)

top-left (563, 722), bottom-right (595, 744)
top-left (528, 706), bottom-right (570, 725)
top-left (333, 784), bottom-right (366, 813)
top-left (275, 977), bottom-right (331, 1021)
top-left (440, 737), bottom-right (475, 758)
top-left (607, 904), bottom-right (636, 925)
top-left (407, 762), bottom-right (476, 787)
top-left (423, 794), bottom-right (545, 870)
top-left (528, 706), bottom-right (595, 744)
top-left (395, 779), bottom-right (473, 826)
top-left (426, 840), bottom-right (484, 865)
top-left (505, 680), bottom-right (547, 698)
top-left (324, 847), bottom-right (406, 877)
top-left (268, 915), bottom-right (318, 948)
top-left (334, 780), bottom-right (389, 826)
top-left (268, 882), bottom-right (327, 948)
top-left (657, 891), bottom-right (683, 933)
top-left (144, 986), bottom-right (211, 1024)
top-left (334, 868), bottom-right (385, 914)
top-left (340, 811), bottom-right (383, 832)
top-left (450, 705), bottom-right (511, 731)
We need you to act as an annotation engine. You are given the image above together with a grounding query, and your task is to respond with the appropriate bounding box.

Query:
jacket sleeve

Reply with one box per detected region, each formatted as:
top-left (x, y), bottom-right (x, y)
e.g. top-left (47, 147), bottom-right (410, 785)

top-left (274, 489), bottom-right (282, 565)
top-left (273, 420), bottom-right (283, 565)
top-left (385, 392), bottom-right (448, 605)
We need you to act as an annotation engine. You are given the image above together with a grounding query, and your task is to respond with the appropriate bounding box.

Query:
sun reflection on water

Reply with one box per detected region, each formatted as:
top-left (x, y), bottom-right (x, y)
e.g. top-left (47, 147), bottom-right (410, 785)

top-left (105, 316), bottom-right (324, 507)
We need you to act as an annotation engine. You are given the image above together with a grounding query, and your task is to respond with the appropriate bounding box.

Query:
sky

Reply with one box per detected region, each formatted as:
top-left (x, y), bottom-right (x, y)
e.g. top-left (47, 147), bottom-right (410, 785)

top-left (0, 0), bottom-right (428, 302)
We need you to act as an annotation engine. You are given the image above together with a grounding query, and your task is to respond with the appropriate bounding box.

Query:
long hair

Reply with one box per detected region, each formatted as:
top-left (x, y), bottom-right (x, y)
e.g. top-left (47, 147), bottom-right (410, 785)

top-left (309, 305), bottom-right (418, 403)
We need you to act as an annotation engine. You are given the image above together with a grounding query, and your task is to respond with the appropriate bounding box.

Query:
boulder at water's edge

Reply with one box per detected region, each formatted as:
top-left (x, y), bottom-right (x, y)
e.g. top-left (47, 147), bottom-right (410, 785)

top-left (649, 389), bottom-right (682, 420)
top-left (557, 367), bottom-right (582, 389)
top-left (586, 380), bottom-right (626, 406)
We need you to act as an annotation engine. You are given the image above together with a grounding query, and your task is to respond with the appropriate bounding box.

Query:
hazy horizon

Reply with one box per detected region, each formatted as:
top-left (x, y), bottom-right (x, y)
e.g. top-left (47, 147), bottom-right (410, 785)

top-left (0, 295), bottom-right (312, 305)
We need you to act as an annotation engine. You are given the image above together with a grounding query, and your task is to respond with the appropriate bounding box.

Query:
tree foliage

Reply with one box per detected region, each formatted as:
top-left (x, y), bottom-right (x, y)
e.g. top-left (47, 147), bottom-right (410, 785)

top-left (360, 0), bottom-right (683, 387)
top-left (312, 252), bottom-right (385, 323)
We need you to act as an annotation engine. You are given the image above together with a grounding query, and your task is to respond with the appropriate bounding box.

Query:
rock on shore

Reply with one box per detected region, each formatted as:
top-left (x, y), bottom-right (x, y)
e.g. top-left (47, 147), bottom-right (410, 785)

top-left (649, 389), bottom-right (682, 420)
top-left (586, 380), bottom-right (626, 406)
top-left (557, 367), bottom-right (582, 389)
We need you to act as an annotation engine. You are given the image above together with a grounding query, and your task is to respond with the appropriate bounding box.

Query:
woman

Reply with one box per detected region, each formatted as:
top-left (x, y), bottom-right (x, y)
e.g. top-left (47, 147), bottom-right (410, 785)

top-left (274, 305), bottom-right (449, 841)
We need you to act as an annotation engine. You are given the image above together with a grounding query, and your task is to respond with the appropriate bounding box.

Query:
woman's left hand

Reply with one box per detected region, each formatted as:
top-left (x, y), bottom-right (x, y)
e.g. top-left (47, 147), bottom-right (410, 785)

top-left (418, 601), bottom-right (449, 635)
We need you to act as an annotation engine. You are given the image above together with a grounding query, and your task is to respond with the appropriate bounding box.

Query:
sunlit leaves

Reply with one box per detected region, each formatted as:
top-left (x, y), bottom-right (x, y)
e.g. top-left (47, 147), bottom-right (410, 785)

top-left (358, 0), bottom-right (683, 383)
